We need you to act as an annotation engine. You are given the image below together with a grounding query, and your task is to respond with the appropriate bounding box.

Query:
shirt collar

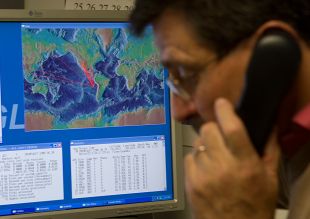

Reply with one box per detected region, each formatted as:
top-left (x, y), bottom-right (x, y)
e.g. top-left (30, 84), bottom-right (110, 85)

top-left (280, 102), bottom-right (310, 157)
top-left (293, 103), bottom-right (310, 131)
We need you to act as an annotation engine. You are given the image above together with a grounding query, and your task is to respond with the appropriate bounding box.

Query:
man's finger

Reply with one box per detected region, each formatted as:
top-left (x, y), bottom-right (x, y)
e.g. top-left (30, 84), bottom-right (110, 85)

top-left (263, 130), bottom-right (281, 176)
top-left (198, 122), bottom-right (231, 161)
top-left (214, 98), bottom-right (258, 160)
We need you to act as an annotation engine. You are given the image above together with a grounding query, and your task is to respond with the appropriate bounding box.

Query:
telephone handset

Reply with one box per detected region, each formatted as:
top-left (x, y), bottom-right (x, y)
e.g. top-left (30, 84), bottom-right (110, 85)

top-left (236, 29), bottom-right (301, 156)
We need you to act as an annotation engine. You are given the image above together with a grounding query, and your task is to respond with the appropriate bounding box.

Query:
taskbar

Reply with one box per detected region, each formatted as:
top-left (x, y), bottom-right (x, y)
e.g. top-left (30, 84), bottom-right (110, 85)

top-left (0, 195), bottom-right (173, 216)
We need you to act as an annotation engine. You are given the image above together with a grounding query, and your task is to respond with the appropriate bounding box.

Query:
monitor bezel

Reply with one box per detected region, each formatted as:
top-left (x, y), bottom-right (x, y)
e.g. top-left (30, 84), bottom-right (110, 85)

top-left (0, 9), bottom-right (184, 219)
top-left (0, 9), bottom-right (129, 21)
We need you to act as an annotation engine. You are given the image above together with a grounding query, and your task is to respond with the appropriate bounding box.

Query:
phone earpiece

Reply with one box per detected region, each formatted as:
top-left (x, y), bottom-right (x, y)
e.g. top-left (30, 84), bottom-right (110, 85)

top-left (236, 28), bottom-right (301, 156)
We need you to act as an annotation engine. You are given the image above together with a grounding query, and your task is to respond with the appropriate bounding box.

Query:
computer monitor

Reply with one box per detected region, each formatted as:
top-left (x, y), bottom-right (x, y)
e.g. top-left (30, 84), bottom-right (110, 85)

top-left (0, 9), bottom-right (184, 219)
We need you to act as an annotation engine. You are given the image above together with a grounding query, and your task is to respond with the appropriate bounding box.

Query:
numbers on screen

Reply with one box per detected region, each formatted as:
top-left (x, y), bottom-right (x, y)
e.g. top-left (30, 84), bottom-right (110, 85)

top-left (66, 0), bottom-right (135, 11)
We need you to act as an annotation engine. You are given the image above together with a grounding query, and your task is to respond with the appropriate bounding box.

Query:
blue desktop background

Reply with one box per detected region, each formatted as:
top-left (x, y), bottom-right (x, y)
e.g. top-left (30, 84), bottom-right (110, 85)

top-left (0, 22), bottom-right (173, 216)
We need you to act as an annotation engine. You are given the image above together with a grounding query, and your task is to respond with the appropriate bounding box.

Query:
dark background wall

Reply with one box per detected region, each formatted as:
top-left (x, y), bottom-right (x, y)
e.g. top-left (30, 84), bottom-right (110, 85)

top-left (0, 0), bottom-right (24, 9)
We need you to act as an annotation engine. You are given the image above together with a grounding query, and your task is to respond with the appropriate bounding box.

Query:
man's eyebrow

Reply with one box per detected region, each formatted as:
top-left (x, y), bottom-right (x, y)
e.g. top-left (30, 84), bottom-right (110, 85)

top-left (160, 48), bottom-right (197, 68)
top-left (161, 58), bottom-right (205, 73)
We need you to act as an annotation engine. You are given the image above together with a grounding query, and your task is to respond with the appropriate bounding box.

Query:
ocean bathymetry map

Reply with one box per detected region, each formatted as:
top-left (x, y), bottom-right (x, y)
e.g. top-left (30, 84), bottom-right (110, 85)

top-left (22, 25), bottom-right (165, 131)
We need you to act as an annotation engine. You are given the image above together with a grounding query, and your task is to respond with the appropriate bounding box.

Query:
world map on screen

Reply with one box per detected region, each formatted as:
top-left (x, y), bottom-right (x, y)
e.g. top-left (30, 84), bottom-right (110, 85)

top-left (21, 26), bottom-right (165, 131)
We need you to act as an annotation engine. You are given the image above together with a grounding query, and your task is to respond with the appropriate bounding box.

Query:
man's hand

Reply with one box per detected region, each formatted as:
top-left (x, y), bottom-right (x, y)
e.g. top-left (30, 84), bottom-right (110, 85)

top-left (185, 98), bottom-right (280, 219)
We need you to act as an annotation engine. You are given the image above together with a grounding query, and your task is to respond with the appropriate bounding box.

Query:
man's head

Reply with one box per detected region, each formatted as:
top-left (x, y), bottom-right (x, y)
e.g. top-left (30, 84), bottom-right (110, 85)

top-left (130, 0), bottom-right (310, 125)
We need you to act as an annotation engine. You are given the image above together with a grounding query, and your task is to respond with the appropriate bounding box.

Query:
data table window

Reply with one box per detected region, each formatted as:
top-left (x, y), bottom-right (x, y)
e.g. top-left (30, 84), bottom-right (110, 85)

top-left (0, 143), bottom-right (64, 205)
top-left (70, 136), bottom-right (167, 199)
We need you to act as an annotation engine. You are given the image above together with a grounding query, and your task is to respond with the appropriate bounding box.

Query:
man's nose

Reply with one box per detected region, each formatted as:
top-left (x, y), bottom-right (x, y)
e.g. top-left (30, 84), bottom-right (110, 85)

top-left (171, 93), bottom-right (197, 121)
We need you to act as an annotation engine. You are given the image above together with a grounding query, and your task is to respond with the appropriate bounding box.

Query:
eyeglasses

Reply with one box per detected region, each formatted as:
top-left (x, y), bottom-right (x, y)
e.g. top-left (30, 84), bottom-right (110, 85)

top-left (166, 74), bottom-right (192, 101)
top-left (165, 57), bottom-right (217, 101)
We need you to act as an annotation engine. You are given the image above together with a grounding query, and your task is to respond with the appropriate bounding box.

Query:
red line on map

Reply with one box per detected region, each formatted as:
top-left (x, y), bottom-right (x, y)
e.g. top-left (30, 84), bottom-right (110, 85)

top-left (35, 56), bottom-right (96, 88)
top-left (81, 61), bottom-right (95, 88)
top-left (38, 66), bottom-right (89, 87)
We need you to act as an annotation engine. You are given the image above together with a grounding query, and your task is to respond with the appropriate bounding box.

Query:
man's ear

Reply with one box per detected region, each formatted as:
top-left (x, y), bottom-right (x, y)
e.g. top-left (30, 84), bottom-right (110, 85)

top-left (249, 20), bottom-right (300, 49)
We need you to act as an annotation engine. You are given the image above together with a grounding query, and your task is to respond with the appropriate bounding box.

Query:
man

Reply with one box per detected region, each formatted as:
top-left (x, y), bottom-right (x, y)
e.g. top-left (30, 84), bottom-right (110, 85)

top-left (130, 0), bottom-right (310, 219)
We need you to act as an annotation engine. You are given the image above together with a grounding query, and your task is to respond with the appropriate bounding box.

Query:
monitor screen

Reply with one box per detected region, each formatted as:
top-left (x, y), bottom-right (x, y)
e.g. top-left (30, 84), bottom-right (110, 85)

top-left (0, 10), bottom-right (183, 219)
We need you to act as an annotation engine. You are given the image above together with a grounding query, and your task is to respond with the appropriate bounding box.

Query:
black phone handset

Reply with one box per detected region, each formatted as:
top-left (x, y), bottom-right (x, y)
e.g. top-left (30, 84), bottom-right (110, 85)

top-left (236, 29), bottom-right (301, 156)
